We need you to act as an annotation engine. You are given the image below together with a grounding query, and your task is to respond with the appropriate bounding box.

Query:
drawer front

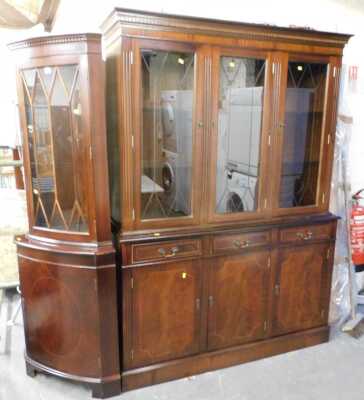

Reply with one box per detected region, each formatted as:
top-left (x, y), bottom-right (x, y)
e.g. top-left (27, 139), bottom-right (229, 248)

top-left (213, 231), bottom-right (271, 254)
top-left (279, 223), bottom-right (333, 243)
top-left (132, 239), bottom-right (202, 263)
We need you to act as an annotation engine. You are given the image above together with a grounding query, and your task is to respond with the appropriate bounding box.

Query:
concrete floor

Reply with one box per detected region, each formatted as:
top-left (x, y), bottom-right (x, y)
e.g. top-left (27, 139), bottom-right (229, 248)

top-left (1, 291), bottom-right (364, 400)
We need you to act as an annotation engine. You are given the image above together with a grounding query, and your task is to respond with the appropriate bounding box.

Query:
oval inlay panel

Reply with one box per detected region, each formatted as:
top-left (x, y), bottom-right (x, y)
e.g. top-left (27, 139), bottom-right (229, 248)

top-left (29, 277), bottom-right (81, 357)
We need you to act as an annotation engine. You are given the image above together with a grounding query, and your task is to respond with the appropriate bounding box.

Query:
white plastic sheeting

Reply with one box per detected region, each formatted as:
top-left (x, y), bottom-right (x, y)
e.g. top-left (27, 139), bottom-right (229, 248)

top-left (329, 64), bottom-right (356, 329)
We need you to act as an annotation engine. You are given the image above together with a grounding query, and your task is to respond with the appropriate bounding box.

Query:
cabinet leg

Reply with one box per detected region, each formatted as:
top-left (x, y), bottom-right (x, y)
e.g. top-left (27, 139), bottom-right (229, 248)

top-left (91, 381), bottom-right (122, 399)
top-left (25, 361), bottom-right (37, 378)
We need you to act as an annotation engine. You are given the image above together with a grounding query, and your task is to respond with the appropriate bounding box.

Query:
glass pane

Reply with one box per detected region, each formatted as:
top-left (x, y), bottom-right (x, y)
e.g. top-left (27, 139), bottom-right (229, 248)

top-left (140, 49), bottom-right (194, 219)
top-left (23, 69), bottom-right (36, 97)
top-left (21, 66), bottom-right (88, 232)
top-left (279, 61), bottom-right (327, 208)
top-left (216, 56), bottom-right (265, 214)
top-left (38, 66), bottom-right (55, 95)
top-left (59, 65), bottom-right (77, 95)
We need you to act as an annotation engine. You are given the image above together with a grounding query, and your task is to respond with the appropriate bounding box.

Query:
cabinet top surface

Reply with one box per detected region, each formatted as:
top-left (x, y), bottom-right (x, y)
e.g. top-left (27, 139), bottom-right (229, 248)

top-left (101, 7), bottom-right (352, 47)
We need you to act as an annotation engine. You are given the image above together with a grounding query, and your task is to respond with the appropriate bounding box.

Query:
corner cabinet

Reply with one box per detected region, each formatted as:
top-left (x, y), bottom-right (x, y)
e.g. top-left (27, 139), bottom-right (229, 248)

top-left (11, 8), bottom-right (349, 399)
top-left (9, 34), bottom-right (121, 398)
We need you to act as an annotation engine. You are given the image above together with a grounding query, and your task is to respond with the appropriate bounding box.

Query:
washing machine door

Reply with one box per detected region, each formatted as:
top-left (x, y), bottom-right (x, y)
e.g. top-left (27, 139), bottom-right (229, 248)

top-left (226, 190), bottom-right (245, 213)
top-left (162, 162), bottom-right (175, 193)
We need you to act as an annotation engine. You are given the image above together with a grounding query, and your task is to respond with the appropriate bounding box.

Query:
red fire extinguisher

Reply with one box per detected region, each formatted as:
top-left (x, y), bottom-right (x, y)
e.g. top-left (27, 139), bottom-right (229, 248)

top-left (350, 189), bottom-right (364, 265)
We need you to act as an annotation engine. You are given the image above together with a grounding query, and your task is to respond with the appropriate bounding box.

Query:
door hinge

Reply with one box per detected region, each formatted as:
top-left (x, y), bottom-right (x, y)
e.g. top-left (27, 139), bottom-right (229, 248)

top-left (131, 277), bottom-right (134, 289)
top-left (333, 66), bottom-right (336, 77)
top-left (327, 134), bottom-right (331, 145)
top-left (322, 192), bottom-right (326, 204)
top-left (130, 51), bottom-right (134, 65)
top-left (274, 284), bottom-right (280, 296)
top-left (130, 349), bottom-right (134, 360)
top-left (268, 256), bottom-right (271, 268)
top-left (196, 298), bottom-right (201, 311)
top-left (264, 320), bottom-right (268, 332)
top-left (268, 134), bottom-right (271, 146)
top-left (132, 208), bottom-right (135, 220)
top-left (264, 198), bottom-right (268, 209)
top-left (208, 295), bottom-right (214, 307)
top-left (327, 248), bottom-right (331, 260)
top-left (131, 135), bottom-right (135, 150)
top-left (272, 62), bottom-right (275, 75)
top-left (89, 145), bottom-right (93, 160)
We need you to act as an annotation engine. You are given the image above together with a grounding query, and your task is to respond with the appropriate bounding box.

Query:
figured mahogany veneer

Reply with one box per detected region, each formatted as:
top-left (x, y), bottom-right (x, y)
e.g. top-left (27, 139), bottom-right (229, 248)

top-left (120, 216), bottom-right (337, 389)
top-left (10, 8), bottom-right (350, 399)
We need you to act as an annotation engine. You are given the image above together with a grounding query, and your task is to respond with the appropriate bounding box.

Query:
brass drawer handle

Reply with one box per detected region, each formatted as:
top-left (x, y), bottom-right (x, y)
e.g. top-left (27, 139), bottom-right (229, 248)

top-left (233, 239), bottom-right (250, 249)
top-left (296, 231), bottom-right (313, 241)
top-left (158, 246), bottom-right (180, 258)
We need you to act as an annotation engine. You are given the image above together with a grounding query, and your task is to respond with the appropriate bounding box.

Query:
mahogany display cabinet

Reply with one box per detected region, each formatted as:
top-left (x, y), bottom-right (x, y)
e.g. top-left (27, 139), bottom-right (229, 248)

top-left (10, 8), bottom-right (351, 398)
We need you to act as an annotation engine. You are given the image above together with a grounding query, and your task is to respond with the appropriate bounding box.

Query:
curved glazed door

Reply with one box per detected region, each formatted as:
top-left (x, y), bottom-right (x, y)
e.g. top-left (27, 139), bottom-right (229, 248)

top-left (207, 250), bottom-right (270, 350)
top-left (20, 64), bottom-right (91, 234)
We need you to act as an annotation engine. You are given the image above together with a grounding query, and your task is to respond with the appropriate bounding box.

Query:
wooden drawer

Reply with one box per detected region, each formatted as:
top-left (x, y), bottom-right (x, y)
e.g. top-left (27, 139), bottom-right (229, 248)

top-left (279, 224), bottom-right (333, 243)
top-left (212, 230), bottom-right (271, 254)
top-left (132, 239), bottom-right (202, 263)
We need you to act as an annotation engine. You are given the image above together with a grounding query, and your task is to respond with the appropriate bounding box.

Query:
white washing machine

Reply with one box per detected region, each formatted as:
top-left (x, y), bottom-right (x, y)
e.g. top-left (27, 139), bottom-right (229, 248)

top-left (216, 86), bottom-right (262, 213)
top-left (224, 86), bottom-right (263, 176)
top-left (160, 90), bottom-right (193, 215)
top-left (217, 171), bottom-right (258, 213)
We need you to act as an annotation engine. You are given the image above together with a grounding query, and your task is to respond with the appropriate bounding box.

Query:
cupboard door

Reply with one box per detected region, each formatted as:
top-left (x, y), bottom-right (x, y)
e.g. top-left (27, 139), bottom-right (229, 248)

top-left (130, 260), bottom-right (202, 367)
top-left (272, 243), bottom-right (331, 335)
top-left (208, 250), bottom-right (270, 350)
top-left (208, 48), bottom-right (272, 224)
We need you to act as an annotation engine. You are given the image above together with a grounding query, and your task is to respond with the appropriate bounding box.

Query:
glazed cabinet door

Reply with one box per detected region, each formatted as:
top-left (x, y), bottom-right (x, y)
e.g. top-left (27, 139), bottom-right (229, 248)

top-left (272, 55), bottom-right (340, 216)
top-left (18, 62), bottom-right (94, 238)
top-left (127, 39), bottom-right (205, 231)
top-left (207, 249), bottom-right (270, 350)
top-left (207, 47), bottom-right (273, 224)
top-left (272, 242), bottom-right (333, 335)
top-left (126, 260), bottom-right (202, 368)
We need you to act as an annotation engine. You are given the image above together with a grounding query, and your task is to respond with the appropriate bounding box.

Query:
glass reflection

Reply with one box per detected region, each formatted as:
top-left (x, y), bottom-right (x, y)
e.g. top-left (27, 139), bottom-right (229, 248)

top-left (140, 49), bottom-right (194, 220)
top-left (279, 62), bottom-right (327, 208)
top-left (216, 56), bottom-right (265, 214)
